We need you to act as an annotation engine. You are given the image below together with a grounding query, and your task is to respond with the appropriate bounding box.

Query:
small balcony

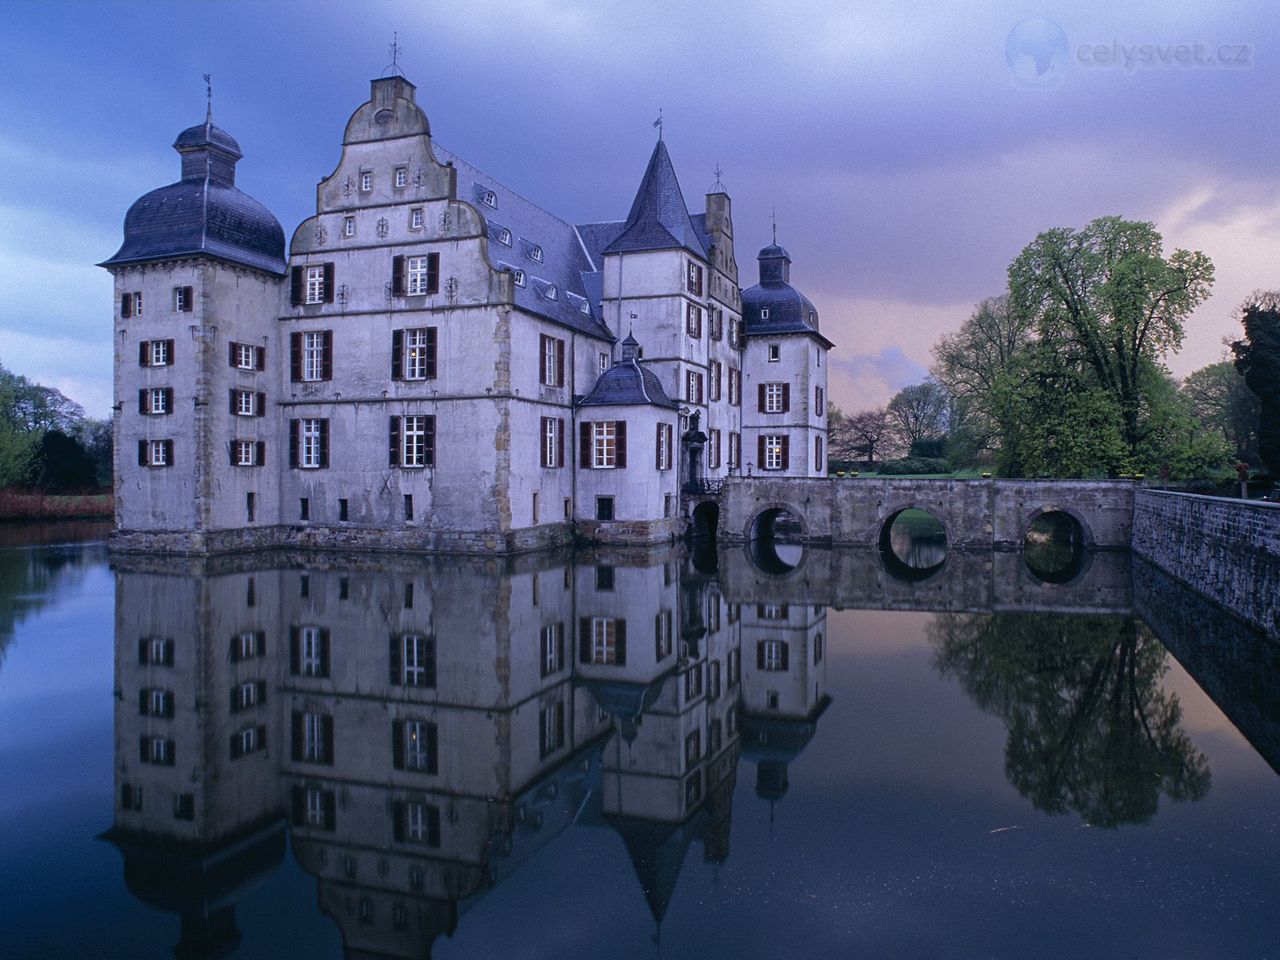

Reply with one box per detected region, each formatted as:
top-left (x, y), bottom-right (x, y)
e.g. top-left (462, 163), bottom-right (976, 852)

top-left (683, 478), bottom-right (725, 496)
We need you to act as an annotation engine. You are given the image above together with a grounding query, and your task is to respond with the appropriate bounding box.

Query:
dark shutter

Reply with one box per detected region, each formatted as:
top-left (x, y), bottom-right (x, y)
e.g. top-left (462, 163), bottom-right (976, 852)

top-left (290, 333), bottom-right (302, 382)
top-left (229, 342), bottom-right (238, 367)
top-left (756, 641), bottom-right (765, 670)
top-left (138, 737), bottom-right (148, 763)
top-left (321, 715), bottom-right (334, 764)
top-left (782, 384), bottom-right (791, 413)
top-left (182, 286), bottom-right (194, 312)
top-left (555, 339), bottom-right (565, 387)
top-left (138, 639), bottom-right (149, 665)
top-left (758, 384), bottom-right (766, 412)
top-left (321, 332), bottom-right (333, 380)
top-left (319, 629), bottom-right (331, 678)
top-left (392, 256), bottom-right (405, 296)
top-left (229, 635), bottom-right (242, 663)
top-left (427, 253), bottom-right (439, 293)
top-left (322, 263), bottom-right (335, 303)
top-left (556, 627), bottom-right (565, 673)
top-left (230, 732), bottom-right (244, 760)
top-left (426, 327), bottom-right (438, 378)
top-left (291, 712), bottom-right (304, 762)
top-left (138, 389), bottom-right (147, 415)
top-left (615, 619), bottom-right (627, 665)
top-left (121, 293), bottom-right (132, 319)
top-left (579, 422), bottom-right (591, 469)
top-left (164, 388), bottom-right (173, 412)
top-left (288, 420), bottom-right (299, 467)
top-left (781, 435), bottom-right (790, 471)
top-left (389, 416), bottom-right (401, 467)
top-left (139, 342), bottom-right (149, 366)
top-left (289, 626), bottom-right (300, 675)
top-left (758, 435), bottom-right (766, 469)
top-left (256, 393), bottom-right (266, 417)
top-left (137, 440), bottom-right (147, 466)
top-left (163, 440), bottom-right (173, 465)
top-left (290, 267), bottom-right (303, 306)
top-left (616, 421), bottom-right (626, 469)
top-left (425, 415), bottom-right (436, 467)
top-left (780, 642), bottom-right (790, 670)
top-left (389, 634), bottom-right (402, 684)
top-left (426, 723), bottom-right (439, 774)
top-left (655, 423), bottom-right (662, 469)
top-left (229, 389), bottom-right (237, 416)
top-left (323, 792), bottom-right (336, 831)
top-left (165, 340), bottom-right (175, 363)
top-left (256, 679), bottom-right (267, 704)
top-left (318, 420), bottom-right (330, 468)
top-left (291, 787), bottom-right (306, 826)
top-left (228, 441), bottom-right (237, 467)
top-left (138, 689), bottom-right (149, 716)
top-left (255, 441), bottom-right (265, 466)
top-left (255, 345), bottom-right (265, 371)
top-left (391, 330), bottom-right (404, 380)
top-left (579, 618), bottom-right (591, 662)
top-left (557, 418), bottom-right (565, 467)
top-left (392, 802), bottom-right (406, 843)
top-left (391, 719), bottom-right (404, 770)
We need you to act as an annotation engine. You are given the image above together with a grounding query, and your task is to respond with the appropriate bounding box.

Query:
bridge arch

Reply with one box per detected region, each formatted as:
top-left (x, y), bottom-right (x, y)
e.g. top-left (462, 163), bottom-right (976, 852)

top-left (878, 504), bottom-right (949, 582)
top-left (746, 502), bottom-right (808, 542)
top-left (747, 503), bottom-right (808, 576)
top-left (1021, 505), bottom-right (1094, 584)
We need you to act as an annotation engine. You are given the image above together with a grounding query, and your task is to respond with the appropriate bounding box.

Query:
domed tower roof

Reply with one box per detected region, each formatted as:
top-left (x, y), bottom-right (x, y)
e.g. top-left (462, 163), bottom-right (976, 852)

top-left (101, 111), bottom-right (286, 276)
top-left (578, 336), bottom-right (677, 409)
top-left (740, 235), bottom-right (833, 348)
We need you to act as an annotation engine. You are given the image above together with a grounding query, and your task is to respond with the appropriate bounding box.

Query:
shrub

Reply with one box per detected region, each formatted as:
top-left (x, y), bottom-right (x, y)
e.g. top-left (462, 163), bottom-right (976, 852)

top-left (877, 457), bottom-right (952, 475)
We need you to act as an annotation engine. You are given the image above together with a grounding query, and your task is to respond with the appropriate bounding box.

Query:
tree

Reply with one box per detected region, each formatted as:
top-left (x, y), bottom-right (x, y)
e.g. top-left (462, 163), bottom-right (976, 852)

top-left (847, 407), bottom-right (893, 464)
top-left (931, 612), bottom-right (1210, 827)
top-left (1182, 360), bottom-right (1260, 464)
top-left (30, 430), bottom-right (97, 492)
top-left (886, 380), bottom-right (949, 451)
top-left (1232, 296), bottom-right (1280, 476)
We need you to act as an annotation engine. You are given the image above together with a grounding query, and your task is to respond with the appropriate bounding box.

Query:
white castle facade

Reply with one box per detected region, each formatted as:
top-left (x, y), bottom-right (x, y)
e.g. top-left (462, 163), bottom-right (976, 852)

top-left (104, 75), bottom-right (832, 553)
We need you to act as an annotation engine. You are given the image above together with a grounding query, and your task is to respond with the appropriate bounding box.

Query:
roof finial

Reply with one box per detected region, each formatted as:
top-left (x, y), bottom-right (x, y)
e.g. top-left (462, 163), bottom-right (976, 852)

top-left (384, 32), bottom-right (404, 77)
top-left (710, 162), bottom-right (725, 193)
top-left (771, 207), bottom-right (777, 245)
top-left (202, 73), bottom-right (212, 123)
top-left (652, 108), bottom-right (663, 142)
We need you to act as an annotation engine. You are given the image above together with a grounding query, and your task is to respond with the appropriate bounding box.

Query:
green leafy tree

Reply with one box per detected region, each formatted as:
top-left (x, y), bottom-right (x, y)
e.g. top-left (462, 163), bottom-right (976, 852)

top-left (931, 612), bottom-right (1210, 827)
top-left (1232, 296), bottom-right (1280, 476)
top-left (1182, 360), bottom-right (1260, 464)
top-left (1008, 216), bottom-right (1214, 462)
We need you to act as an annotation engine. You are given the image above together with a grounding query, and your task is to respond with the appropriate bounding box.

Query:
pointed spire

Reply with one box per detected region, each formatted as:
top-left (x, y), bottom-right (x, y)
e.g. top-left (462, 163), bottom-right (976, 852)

top-left (604, 139), bottom-right (706, 258)
top-left (202, 73), bottom-right (213, 123)
top-left (771, 207), bottom-right (777, 245)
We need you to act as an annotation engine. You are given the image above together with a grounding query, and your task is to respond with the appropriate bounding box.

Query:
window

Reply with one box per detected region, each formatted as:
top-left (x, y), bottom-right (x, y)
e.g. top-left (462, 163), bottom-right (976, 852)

top-left (233, 440), bottom-right (263, 467)
top-left (294, 711), bottom-right (333, 765)
top-left (394, 166), bottom-right (408, 187)
top-left (231, 389), bottom-right (261, 417)
top-left (654, 610), bottom-right (673, 660)
top-left (586, 617), bottom-right (623, 665)
top-left (390, 327), bottom-right (437, 381)
top-left (728, 647), bottom-right (740, 685)
top-left (685, 729), bottom-right (701, 768)
top-left (758, 602), bottom-right (789, 621)
top-left (138, 439), bottom-right (173, 467)
top-left (343, 216), bottom-right (356, 237)
top-left (292, 418), bottom-right (329, 469)
top-left (815, 385), bottom-right (824, 412)
top-left (761, 308), bottom-right (770, 321)
top-left (295, 625), bottom-right (330, 678)
top-left (405, 254), bottom-right (439, 296)
top-left (338, 498), bottom-right (349, 521)
top-left (529, 244), bottom-right (543, 262)
top-left (814, 632), bottom-right (825, 664)
top-left (762, 382), bottom-right (787, 413)
top-left (539, 701), bottom-right (566, 757)
top-left (540, 416), bottom-right (564, 468)
top-left (815, 435), bottom-right (824, 473)
top-left (398, 801), bottom-right (441, 846)
top-left (709, 360), bottom-right (722, 401)
top-left (292, 787), bottom-right (335, 832)
top-left (586, 421), bottom-right (624, 469)
top-left (686, 260), bottom-right (704, 296)
top-left (230, 341), bottom-right (262, 370)
top-left (729, 431), bottom-right (740, 469)
top-left (141, 339), bottom-right (173, 367)
top-left (230, 680), bottom-right (265, 713)
top-left (710, 309), bottom-right (723, 340)
top-left (290, 330), bottom-right (333, 382)
top-left (139, 736), bottom-right (175, 766)
top-left (306, 265), bottom-right (327, 304)
top-left (709, 660), bottom-right (722, 700)
top-left (708, 428), bottom-right (721, 469)
top-left (595, 496), bottom-right (614, 521)
top-left (299, 497), bottom-right (310, 520)
top-left (173, 285), bottom-right (194, 312)
top-left (685, 664), bottom-right (703, 699)
top-left (709, 718), bottom-right (723, 754)
top-left (173, 793), bottom-right (195, 820)
top-left (684, 771), bottom-right (703, 810)
top-left (410, 208), bottom-right (424, 229)
top-left (389, 414), bottom-right (435, 468)
top-left (404, 494), bottom-right (414, 521)
top-left (139, 687), bottom-right (174, 717)
top-left (497, 227), bottom-right (512, 245)
top-left (394, 633), bottom-right (436, 688)
top-left (121, 783), bottom-right (143, 812)
top-left (540, 622), bottom-right (565, 676)
top-left (360, 170), bottom-right (373, 192)
top-left (685, 370), bottom-right (704, 404)
top-left (121, 291), bottom-right (142, 318)
top-left (595, 565), bottom-right (615, 591)
top-left (761, 434), bottom-right (788, 470)
top-left (768, 343), bottom-right (780, 362)
top-left (229, 725), bottom-right (265, 759)
top-left (140, 387), bottom-right (172, 415)
top-left (230, 631), bottom-right (263, 662)
top-left (539, 334), bottom-right (566, 387)
top-left (599, 352), bottom-right (609, 374)
top-left (728, 316), bottom-right (739, 348)
top-left (140, 637), bottom-right (175, 666)
top-left (728, 367), bottom-right (740, 406)
top-left (686, 302), bottom-right (702, 337)
top-left (655, 422), bottom-right (673, 470)
top-left (290, 263), bottom-right (334, 306)
top-left (758, 639), bottom-right (790, 671)
top-left (482, 189), bottom-right (497, 208)
top-left (513, 269), bottom-right (526, 287)
top-left (395, 718), bottom-right (438, 773)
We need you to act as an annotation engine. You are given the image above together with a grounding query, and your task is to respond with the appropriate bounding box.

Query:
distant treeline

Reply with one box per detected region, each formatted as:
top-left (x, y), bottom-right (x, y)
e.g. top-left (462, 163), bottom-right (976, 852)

top-left (0, 360), bottom-right (110, 496)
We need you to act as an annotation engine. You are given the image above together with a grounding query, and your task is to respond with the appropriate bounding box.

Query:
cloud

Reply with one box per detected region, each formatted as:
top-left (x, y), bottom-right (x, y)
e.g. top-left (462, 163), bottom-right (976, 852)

top-left (828, 345), bottom-right (929, 412)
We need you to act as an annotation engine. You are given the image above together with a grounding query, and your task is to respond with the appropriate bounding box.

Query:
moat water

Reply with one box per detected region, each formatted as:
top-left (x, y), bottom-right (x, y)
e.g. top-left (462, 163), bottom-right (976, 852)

top-left (0, 523), bottom-right (1276, 959)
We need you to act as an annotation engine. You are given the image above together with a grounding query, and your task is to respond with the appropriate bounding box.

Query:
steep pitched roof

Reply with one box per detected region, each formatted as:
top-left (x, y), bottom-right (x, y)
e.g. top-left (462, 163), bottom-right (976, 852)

top-left (603, 141), bottom-right (708, 259)
top-left (577, 358), bottom-right (677, 409)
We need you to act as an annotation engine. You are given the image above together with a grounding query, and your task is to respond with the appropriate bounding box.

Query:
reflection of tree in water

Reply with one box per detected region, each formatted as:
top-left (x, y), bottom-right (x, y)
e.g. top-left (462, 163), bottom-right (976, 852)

top-left (931, 613), bottom-right (1210, 827)
top-left (0, 547), bottom-right (96, 672)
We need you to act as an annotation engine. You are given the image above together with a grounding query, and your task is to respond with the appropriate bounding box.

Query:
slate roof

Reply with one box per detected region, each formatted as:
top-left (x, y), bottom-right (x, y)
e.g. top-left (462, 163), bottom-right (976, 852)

top-left (741, 244), bottom-right (834, 348)
top-left (102, 119), bottom-right (286, 275)
top-left (432, 144), bottom-right (615, 341)
top-left (602, 140), bottom-right (708, 259)
top-left (577, 358), bottom-right (677, 409)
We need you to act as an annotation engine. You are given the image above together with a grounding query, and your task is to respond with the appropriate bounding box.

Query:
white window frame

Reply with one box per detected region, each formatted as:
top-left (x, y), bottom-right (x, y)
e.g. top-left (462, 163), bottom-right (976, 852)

top-left (540, 702), bottom-right (563, 754)
top-left (343, 216), bottom-right (355, 237)
top-left (148, 737), bottom-right (171, 764)
top-left (234, 390), bottom-right (256, 417)
top-left (148, 688), bottom-right (170, 716)
top-left (148, 440), bottom-right (169, 467)
top-left (406, 802), bottom-right (433, 842)
top-left (306, 788), bottom-right (326, 827)
top-left (590, 617), bottom-right (617, 664)
top-left (148, 340), bottom-right (171, 366)
top-left (708, 428), bottom-right (721, 469)
top-left (173, 286), bottom-right (190, 312)
top-left (404, 719), bottom-right (433, 771)
top-left (402, 633), bottom-right (431, 686)
top-left (394, 166), bottom-right (408, 188)
top-left (300, 419), bottom-right (324, 469)
top-left (591, 422), bottom-right (617, 470)
top-left (685, 370), bottom-right (703, 404)
top-left (513, 269), bottom-right (526, 287)
top-left (401, 415), bottom-right (430, 468)
top-left (729, 431), bottom-right (740, 468)
top-left (235, 440), bottom-right (258, 467)
top-left (542, 417), bottom-right (560, 468)
top-left (304, 266), bottom-right (326, 305)
top-left (360, 171), bottom-right (373, 192)
top-left (764, 435), bottom-right (784, 470)
top-left (728, 367), bottom-right (740, 405)
top-left (148, 387), bottom-right (168, 415)
top-left (657, 423), bottom-right (671, 471)
top-left (300, 626), bottom-right (324, 676)
top-left (541, 336), bottom-right (560, 386)
top-left (762, 640), bottom-right (786, 671)
top-left (149, 637), bottom-right (170, 664)
top-left (768, 343), bottom-right (780, 362)
top-left (235, 681), bottom-right (258, 710)
top-left (404, 328), bottom-right (433, 380)
top-left (406, 255), bottom-right (432, 296)
top-left (656, 610), bottom-right (673, 658)
top-left (302, 332), bottom-right (325, 382)
top-left (236, 727), bottom-right (260, 755)
top-left (235, 632), bottom-right (258, 659)
top-left (599, 352), bottom-right (609, 374)
top-left (234, 343), bottom-right (257, 370)
top-left (303, 713), bottom-right (326, 761)
top-left (540, 623), bottom-right (563, 674)
top-left (410, 208), bottom-right (424, 230)
top-left (764, 383), bottom-right (785, 413)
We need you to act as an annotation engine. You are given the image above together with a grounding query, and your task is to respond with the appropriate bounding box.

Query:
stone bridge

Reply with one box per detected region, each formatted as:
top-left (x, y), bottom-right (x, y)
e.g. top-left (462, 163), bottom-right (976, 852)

top-left (717, 477), bottom-right (1135, 550)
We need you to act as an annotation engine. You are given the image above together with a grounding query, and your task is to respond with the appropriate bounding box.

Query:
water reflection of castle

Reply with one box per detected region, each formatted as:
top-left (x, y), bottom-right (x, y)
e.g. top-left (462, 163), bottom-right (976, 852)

top-left (105, 549), bottom-right (829, 958)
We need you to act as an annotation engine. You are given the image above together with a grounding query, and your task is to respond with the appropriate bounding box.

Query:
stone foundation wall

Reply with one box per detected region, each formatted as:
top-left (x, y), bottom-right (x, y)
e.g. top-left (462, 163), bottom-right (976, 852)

top-left (1132, 489), bottom-right (1280, 636)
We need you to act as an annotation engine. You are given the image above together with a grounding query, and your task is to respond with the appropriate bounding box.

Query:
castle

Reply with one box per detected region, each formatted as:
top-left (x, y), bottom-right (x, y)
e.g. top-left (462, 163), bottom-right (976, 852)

top-left (104, 75), bottom-right (832, 553)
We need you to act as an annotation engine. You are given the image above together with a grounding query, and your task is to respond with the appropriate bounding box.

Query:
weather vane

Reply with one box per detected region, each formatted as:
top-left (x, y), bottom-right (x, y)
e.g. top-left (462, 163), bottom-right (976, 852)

top-left (652, 108), bottom-right (663, 141)
top-left (384, 32), bottom-right (404, 77)
top-left (202, 73), bottom-right (212, 121)
top-left (711, 162), bottom-right (725, 193)
top-left (771, 207), bottom-right (777, 244)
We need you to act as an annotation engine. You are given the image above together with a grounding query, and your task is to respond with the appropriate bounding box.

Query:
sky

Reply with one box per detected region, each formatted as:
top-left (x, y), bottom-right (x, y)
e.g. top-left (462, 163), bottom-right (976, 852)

top-left (1, 0), bottom-right (1277, 418)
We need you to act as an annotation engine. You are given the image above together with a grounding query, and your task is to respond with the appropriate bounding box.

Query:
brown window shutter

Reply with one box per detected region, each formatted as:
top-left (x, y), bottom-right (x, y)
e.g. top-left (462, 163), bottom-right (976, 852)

top-left (389, 634), bottom-right (402, 684)
top-left (255, 393), bottom-right (266, 417)
top-left (138, 389), bottom-right (148, 415)
top-left (121, 293), bottom-right (132, 319)
top-left (538, 335), bottom-right (549, 385)
top-left (555, 339), bottom-right (565, 387)
top-left (318, 420), bottom-right (330, 468)
top-left (164, 388), bottom-right (174, 412)
top-left (615, 619), bottom-right (627, 665)
top-left (289, 333), bottom-right (302, 382)
top-left (288, 420), bottom-right (299, 467)
top-left (321, 715), bottom-right (334, 764)
top-left (139, 342), bottom-right (149, 366)
top-left (322, 263), bottom-right (335, 303)
top-left (425, 415), bottom-right (436, 467)
top-left (616, 420), bottom-right (627, 469)
top-left (426, 723), bottom-right (439, 774)
top-left (758, 384), bottom-right (766, 413)
top-left (427, 253), bottom-right (440, 293)
top-left (539, 417), bottom-right (549, 467)
top-left (290, 266), bottom-right (303, 306)
top-left (229, 389), bottom-right (237, 416)
top-left (228, 442), bottom-right (238, 467)
top-left (557, 418), bottom-right (565, 467)
top-left (321, 331), bottom-right (333, 380)
top-left (782, 384), bottom-right (791, 413)
top-left (389, 416), bottom-right (401, 467)
top-left (392, 256), bottom-right (405, 296)
top-left (578, 618), bottom-right (591, 662)
top-left (426, 327), bottom-right (438, 377)
top-left (255, 441), bottom-right (265, 466)
top-left (781, 435), bottom-right (790, 470)
top-left (255, 345), bottom-right (265, 371)
top-left (164, 440), bottom-right (173, 465)
top-left (165, 340), bottom-right (175, 363)
top-left (580, 422), bottom-right (591, 469)
top-left (137, 440), bottom-right (147, 466)
top-left (391, 718), bottom-right (404, 769)
top-left (182, 286), bottom-right (194, 311)
top-left (655, 422), bottom-right (662, 469)
top-left (391, 330), bottom-right (404, 380)
top-left (758, 435), bottom-right (766, 468)
top-left (228, 341), bottom-right (238, 367)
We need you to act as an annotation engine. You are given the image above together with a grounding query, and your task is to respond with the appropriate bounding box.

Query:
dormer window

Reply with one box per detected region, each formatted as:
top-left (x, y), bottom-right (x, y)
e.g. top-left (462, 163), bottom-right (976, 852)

top-left (482, 190), bottom-right (497, 208)
top-left (543, 284), bottom-right (557, 300)
top-left (529, 244), bottom-right (543, 262)
top-left (760, 308), bottom-right (770, 320)
top-left (513, 269), bottom-right (526, 287)
top-left (394, 167), bottom-right (408, 188)
top-left (497, 227), bottom-right (511, 245)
